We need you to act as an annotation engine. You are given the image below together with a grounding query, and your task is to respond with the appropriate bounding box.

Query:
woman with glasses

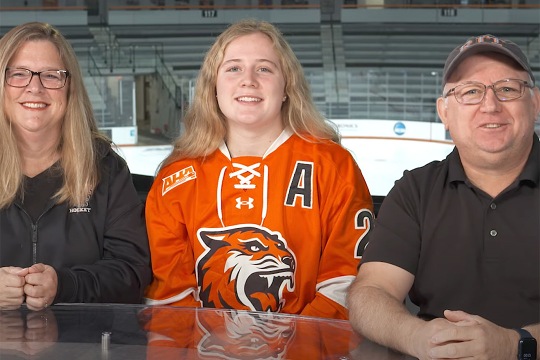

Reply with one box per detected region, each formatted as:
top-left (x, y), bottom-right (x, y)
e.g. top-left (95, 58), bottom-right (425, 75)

top-left (0, 22), bottom-right (152, 311)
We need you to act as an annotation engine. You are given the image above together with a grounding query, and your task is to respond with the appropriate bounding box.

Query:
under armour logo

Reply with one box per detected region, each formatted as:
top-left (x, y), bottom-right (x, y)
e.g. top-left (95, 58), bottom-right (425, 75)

top-left (230, 163), bottom-right (261, 189)
top-left (236, 197), bottom-right (254, 209)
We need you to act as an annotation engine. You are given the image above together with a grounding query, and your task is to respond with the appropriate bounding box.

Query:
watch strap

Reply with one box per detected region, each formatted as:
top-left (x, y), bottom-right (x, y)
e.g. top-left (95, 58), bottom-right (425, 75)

top-left (515, 328), bottom-right (534, 339)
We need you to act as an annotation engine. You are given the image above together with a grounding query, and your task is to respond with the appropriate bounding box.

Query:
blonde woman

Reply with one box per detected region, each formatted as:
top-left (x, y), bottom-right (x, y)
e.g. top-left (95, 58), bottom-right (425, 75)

top-left (145, 19), bottom-right (373, 319)
top-left (0, 22), bottom-right (151, 311)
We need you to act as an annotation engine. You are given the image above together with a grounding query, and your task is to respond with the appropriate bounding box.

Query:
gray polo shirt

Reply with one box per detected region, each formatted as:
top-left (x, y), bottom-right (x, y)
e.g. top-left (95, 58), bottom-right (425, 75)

top-left (362, 135), bottom-right (539, 329)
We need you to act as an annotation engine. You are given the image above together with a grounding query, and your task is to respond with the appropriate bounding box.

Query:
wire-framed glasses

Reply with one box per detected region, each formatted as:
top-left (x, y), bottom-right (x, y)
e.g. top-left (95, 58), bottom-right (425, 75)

top-left (443, 78), bottom-right (533, 105)
top-left (5, 68), bottom-right (70, 89)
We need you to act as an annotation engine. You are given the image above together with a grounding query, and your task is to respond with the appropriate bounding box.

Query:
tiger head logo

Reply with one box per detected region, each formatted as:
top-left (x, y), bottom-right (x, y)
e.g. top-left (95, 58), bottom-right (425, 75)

top-left (196, 226), bottom-right (296, 312)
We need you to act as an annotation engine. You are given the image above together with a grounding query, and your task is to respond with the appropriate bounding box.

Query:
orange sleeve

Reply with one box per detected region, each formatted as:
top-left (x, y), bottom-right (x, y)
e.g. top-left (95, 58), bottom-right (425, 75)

top-left (302, 145), bottom-right (373, 319)
top-left (300, 293), bottom-right (349, 319)
top-left (144, 168), bottom-right (199, 307)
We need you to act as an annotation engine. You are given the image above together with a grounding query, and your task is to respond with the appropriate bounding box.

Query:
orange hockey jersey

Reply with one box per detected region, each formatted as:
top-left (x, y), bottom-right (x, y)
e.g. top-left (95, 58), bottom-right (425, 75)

top-left (144, 129), bottom-right (373, 319)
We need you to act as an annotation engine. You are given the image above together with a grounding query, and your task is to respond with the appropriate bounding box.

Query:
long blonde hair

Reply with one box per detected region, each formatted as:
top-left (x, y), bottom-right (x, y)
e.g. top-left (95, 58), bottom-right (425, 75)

top-left (162, 19), bottom-right (339, 168)
top-left (0, 22), bottom-right (108, 208)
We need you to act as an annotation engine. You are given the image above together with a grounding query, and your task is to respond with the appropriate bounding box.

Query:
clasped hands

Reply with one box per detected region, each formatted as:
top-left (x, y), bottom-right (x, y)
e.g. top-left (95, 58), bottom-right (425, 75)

top-left (0, 264), bottom-right (58, 311)
top-left (411, 310), bottom-right (518, 360)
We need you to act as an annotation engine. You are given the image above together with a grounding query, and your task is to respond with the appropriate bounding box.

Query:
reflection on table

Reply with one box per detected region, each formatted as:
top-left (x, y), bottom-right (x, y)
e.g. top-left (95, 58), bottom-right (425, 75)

top-left (0, 304), bottom-right (416, 359)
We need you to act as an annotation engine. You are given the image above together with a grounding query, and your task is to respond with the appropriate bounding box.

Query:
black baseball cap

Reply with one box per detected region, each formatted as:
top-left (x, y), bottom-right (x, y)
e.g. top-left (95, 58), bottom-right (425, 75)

top-left (442, 34), bottom-right (535, 88)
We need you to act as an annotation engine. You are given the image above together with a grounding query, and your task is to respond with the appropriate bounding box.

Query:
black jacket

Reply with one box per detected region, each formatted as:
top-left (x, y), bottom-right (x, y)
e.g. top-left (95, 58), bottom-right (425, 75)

top-left (0, 141), bottom-right (152, 304)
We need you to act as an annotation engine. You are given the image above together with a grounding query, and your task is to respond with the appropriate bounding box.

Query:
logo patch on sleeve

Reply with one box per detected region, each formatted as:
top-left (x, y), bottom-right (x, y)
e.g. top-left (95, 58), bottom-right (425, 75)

top-left (162, 166), bottom-right (197, 195)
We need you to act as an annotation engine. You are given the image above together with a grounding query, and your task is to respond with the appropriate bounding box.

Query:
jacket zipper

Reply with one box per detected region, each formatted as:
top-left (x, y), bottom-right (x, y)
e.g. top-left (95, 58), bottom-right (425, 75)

top-left (14, 202), bottom-right (55, 265)
top-left (31, 224), bottom-right (38, 264)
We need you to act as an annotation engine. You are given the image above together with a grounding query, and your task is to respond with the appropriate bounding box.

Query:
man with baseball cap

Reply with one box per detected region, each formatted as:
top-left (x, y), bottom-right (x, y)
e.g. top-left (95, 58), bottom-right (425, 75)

top-left (348, 34), bottom-right (539, 359)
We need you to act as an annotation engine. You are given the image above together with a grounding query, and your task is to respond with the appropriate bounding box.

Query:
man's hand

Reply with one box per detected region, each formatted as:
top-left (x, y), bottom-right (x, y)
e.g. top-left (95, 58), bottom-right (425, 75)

top-left (425, 310), bottom-right (518, 360)
top-left (23, 264), bottom-right (58, 311)
top-left (408, 316), bottom-right (460, 359)
top-left (0, 267), bottom-right (29, 310)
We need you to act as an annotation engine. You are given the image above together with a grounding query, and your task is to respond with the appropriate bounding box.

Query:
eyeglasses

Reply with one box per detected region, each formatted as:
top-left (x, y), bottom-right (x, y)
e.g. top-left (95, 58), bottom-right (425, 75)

top-left (5, 68), bottom-right (70, 89)
top-left (443, 78), bottom-right (533, 105)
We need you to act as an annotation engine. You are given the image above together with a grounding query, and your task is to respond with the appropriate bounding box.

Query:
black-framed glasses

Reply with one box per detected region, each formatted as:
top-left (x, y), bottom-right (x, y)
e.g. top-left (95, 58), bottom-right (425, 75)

top-left (444, 78), bottom-right (533, 105)
top-left (5, 68), bottom-right (70, 89)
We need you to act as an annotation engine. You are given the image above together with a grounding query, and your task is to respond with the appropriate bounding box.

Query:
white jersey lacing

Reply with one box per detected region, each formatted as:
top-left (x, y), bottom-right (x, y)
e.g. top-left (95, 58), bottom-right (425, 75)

top-left (217, 163), bottom-right (268, 227)
top-left (216, 128), bottom-right (293, 228)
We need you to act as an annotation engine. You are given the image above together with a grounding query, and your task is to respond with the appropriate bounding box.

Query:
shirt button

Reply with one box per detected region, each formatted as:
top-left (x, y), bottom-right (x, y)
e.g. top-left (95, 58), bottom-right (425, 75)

top-left (490, 203), bottom-right (496, 210)
top-left (490, 229), bottom-right (497, 237)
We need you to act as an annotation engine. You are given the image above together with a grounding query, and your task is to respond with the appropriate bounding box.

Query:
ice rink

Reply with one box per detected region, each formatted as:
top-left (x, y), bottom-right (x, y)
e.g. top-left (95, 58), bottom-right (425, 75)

top-left (116, 136), bottom-right (455, 196)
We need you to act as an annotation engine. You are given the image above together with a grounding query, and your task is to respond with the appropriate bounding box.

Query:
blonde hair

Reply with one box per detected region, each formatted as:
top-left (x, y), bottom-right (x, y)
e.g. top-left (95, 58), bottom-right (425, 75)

top-left (162, 19), bottom-right (339, 168)
top-left (0, 22), bottom-right (108, 208)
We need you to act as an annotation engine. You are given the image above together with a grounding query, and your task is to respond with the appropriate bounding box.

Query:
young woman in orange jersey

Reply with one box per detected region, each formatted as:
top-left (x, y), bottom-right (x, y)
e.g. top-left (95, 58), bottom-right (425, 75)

top-left (144, 19), bottom-right (373, 320)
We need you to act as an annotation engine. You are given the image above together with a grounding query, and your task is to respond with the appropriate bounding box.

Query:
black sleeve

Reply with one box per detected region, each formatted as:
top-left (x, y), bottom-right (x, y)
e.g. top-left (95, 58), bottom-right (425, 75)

top-left (54, 153), bottom-right (152, 304)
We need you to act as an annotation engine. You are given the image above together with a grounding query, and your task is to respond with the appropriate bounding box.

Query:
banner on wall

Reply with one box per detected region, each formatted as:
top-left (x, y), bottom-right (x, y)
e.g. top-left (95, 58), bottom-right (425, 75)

top-left (330, 119), bottom-right (450, 142)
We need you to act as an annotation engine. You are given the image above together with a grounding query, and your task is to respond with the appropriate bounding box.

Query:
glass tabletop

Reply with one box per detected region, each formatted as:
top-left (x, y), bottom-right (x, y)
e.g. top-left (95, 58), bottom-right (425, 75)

top-left (0, 304), bottom-right (414, 359)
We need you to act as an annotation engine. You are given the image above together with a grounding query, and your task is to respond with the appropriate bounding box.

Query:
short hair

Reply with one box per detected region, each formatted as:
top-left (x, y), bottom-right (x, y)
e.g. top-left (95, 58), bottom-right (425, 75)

top-left (163, 19), bottom-right (338, 167)
top-left (0, 22), bottom-right (107, 208)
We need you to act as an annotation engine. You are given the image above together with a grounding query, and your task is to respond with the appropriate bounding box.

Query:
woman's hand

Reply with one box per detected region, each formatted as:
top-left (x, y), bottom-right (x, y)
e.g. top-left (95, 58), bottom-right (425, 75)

top-left (23, 264), bottom-right (58, 311)
top-left (0, 267), bottom-right (28, 310)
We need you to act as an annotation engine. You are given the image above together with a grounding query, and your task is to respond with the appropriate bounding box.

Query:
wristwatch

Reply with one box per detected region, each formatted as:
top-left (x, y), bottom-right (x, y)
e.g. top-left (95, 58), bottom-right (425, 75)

top-left (515, 328), bottom-right (537, 360)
